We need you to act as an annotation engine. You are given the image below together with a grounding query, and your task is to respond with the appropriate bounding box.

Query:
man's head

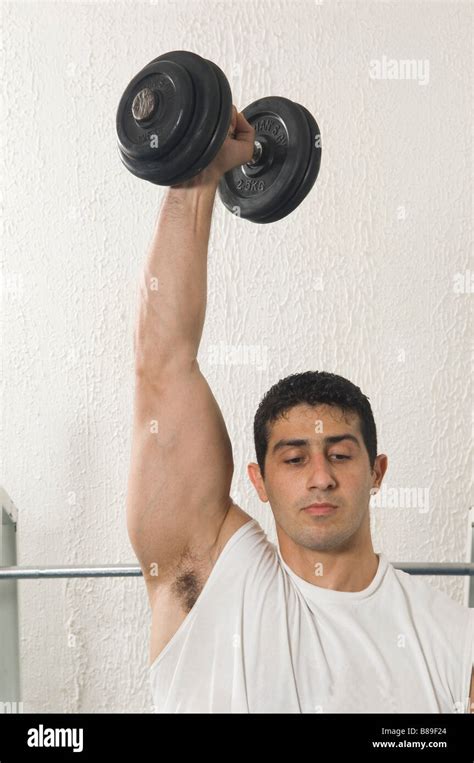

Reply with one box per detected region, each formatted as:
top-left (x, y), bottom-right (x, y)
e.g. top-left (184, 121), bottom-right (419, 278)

top-left (247, 371), bottom-right (388, 554)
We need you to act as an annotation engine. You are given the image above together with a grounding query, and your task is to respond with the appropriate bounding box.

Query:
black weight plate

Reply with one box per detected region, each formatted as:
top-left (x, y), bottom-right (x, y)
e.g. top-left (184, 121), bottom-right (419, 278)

top-left (116, 58), bottom-right (194, 167)
top-left (165, 58), bottom-right (232, 186)
top-left (146, 51), bottom-right (222, 185)
top-left (254, 103), bottom-right (322, 224)
top-left (116, 51), bottom-right (221, 185)
top-left (217, 96), bottom-right (310, 222)
top-left (195, 60), bottom-right (232, 175)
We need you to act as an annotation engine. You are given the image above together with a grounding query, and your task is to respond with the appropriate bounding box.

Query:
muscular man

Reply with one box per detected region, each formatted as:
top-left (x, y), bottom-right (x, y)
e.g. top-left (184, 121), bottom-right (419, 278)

top-left (126, 106), bottom-right (474, 714)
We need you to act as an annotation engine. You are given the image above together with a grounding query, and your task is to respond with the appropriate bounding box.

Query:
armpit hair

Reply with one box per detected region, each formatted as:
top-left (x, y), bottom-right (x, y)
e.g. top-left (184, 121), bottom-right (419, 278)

top-left (172, 569), bottom-right (203, 613)
top-left (170, 545), bottom-right (208, 613)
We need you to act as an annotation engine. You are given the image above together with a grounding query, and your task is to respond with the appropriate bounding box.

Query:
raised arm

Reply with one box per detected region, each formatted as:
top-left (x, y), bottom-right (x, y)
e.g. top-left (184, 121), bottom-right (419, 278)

top-left (126, 108), bottom-right (256, 604)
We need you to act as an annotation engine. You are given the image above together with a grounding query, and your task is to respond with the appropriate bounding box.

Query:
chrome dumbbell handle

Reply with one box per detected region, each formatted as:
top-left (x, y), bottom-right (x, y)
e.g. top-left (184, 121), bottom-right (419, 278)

top-left (249, 140), bottom-right (263, 166)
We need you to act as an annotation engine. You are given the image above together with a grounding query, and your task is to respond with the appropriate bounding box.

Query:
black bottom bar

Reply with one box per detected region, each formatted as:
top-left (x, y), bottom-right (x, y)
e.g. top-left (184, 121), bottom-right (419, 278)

top-left (0, 712), bottom-right (472, 760)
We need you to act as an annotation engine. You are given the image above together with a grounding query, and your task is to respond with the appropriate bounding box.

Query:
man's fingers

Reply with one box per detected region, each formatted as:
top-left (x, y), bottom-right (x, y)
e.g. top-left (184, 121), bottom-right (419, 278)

top-left (234, 110), bottom-right (255, 138)
top-left (227, 105), bottom-right (238, 137)
top-left (227, 108), bottom-right (255, 141)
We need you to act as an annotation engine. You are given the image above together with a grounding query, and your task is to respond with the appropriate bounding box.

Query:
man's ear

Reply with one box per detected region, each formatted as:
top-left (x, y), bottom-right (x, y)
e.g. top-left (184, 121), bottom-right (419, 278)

top-left (372, 453), bottom-right (388, 489)
top-left (247, 462), bottom-right (269, 503)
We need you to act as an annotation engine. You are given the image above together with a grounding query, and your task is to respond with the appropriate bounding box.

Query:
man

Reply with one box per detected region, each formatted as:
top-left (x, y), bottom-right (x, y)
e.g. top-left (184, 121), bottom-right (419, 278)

top-left (126, 107), bottom-right (474, 713)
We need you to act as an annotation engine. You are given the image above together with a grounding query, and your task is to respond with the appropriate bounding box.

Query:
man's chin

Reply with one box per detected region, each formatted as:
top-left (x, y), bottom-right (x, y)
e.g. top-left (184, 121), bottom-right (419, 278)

top-left (296, 523), bottom-right (354, 553)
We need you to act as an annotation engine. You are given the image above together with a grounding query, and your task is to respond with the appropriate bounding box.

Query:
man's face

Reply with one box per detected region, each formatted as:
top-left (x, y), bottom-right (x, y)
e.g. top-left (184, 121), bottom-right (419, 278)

top-left (247, 403), bottom-right (387, 553)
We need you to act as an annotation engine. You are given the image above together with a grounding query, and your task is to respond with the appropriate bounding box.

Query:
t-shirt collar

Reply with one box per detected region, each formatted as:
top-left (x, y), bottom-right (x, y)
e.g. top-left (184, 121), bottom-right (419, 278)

top-left (276, 548), bottom-right (389, 602)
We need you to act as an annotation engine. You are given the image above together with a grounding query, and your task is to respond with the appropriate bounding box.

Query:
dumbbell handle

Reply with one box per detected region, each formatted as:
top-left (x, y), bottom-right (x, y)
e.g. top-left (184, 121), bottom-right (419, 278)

top-left (131, 87), bottom-right (263, 168)
top-left (248, 140), bottom-right (263, 166)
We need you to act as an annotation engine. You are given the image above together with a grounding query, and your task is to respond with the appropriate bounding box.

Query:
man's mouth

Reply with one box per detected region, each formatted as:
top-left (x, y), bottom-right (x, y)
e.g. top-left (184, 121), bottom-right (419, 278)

top-left (302, 502), bottom-right (337, 516)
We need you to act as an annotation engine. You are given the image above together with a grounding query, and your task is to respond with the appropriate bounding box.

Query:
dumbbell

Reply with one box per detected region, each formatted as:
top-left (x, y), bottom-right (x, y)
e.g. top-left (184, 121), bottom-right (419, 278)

top-left (116, 50), bottom-right (322, 223)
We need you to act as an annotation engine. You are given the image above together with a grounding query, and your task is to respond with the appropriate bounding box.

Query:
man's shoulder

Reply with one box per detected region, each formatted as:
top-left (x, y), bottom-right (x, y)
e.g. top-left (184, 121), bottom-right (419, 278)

top-left (212, 504), bottom-right (279, 583)
top-left (213, 502), bottom-right (256, 556)
top-left (388, 560), bottom-right (473, 626)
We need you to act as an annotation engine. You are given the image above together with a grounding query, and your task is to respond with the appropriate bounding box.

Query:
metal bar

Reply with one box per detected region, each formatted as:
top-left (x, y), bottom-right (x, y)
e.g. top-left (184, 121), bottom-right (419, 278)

top-left (393, 563), bottom-right (474, 576)
top-left (0, 562), bottom-right (473, 580)
top-left (0, 565), bottom-right (141, 579)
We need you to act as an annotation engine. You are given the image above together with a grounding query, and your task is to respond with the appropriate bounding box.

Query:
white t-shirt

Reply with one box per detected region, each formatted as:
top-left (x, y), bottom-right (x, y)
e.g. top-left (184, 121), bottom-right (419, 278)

top-left (149, 518), bottom-right (473, 713)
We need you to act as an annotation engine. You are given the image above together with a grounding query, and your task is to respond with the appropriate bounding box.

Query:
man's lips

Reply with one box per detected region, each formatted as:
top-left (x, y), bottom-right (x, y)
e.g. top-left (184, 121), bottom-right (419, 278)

top-left (302, 503), bottom-right (337, 515)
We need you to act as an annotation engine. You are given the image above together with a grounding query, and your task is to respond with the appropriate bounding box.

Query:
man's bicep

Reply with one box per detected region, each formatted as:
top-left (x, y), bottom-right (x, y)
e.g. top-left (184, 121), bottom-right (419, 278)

top-left (126, 360), bottom-right (234, 587)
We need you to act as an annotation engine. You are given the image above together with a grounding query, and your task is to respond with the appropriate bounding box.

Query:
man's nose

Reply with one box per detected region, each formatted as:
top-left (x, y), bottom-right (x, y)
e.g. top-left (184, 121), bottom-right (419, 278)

top-left (306, 454), bottom-right (337, 490)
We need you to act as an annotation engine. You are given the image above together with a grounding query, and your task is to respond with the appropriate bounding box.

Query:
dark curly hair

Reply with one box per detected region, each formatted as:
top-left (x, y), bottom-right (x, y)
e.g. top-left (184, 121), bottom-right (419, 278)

top-left (253, 371), bottom-right (377, 479)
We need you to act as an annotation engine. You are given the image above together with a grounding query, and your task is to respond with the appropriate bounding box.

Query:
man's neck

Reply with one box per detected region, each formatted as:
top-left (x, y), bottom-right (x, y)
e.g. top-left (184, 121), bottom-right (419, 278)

top-left (279, 545), bottom-right (380, 592)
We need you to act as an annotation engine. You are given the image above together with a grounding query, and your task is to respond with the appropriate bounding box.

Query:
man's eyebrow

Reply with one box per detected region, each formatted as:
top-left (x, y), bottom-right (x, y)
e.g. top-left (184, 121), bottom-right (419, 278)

top-left (271, 434), bottom-right (361, 454)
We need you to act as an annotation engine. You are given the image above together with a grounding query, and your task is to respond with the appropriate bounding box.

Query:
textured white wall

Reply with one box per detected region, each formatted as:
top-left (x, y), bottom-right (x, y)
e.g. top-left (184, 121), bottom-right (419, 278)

top-left (1, 0), bottom-right (472, 712)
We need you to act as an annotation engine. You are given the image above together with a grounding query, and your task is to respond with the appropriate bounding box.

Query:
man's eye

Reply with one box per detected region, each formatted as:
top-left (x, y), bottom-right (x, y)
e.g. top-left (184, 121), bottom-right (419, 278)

top-left (284, 455), bottom-right (350, 464)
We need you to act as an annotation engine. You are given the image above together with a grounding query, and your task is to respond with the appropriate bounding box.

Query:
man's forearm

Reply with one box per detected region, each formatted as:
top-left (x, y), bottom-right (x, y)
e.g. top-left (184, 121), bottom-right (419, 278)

top-left (134, 169), bottom-right (219, 376)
